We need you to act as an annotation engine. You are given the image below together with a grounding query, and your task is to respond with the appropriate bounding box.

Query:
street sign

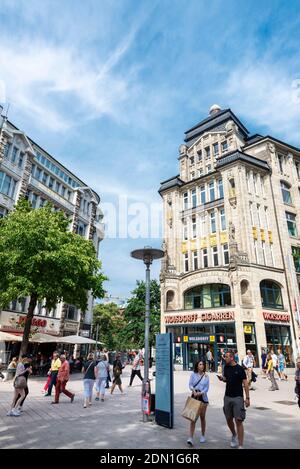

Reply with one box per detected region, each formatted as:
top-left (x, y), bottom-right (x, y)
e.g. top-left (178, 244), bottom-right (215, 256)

top-left (155, 333), bottom-right (174, 429)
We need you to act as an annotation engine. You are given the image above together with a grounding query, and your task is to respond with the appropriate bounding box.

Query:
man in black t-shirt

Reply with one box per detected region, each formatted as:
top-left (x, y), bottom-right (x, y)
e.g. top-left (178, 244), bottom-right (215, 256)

top-left (217, 350), bottom-right (250, 449)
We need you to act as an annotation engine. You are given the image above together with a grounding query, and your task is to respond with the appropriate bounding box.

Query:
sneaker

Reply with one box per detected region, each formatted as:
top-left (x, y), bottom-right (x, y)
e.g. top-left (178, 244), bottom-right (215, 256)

top-left (238, 446), bottom-right (244, 450)
top-left (6, 410), bottom-right (14, 416)
top-left (187, 438), bottom-right (194, 447)
top-left (11, 409), bottom-right (21, 417)
top-left (200, 436), bottom-right (206, 443)
top-left (269, 388), bottom-right (276, 391)
top-left (95, 397), bottom-right (100, 401)
top-left (231, 435), bottom-right (238, 448)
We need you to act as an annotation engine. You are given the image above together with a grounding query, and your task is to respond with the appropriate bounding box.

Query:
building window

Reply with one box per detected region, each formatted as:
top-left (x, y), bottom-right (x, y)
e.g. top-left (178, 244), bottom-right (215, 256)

top-left (292, 247), bottom-right (300, 273)
top-left (199, 168), bottom-right (203, 176)
top-left (220, 208), bottom-right (226, 231)
top-left (246, 172), bottom-right (251, 193)
top-left (55, 181), bottom-right (61, 193)
top-left (66, 304), bottom-right (77, 321)
top-left (213, 143), bottom-right (219, 157)
top-left (0, 206), bottom-right (7, 218)
top-left (207, 165), bottom-right (212, 173)
top-left (183, 219), bottom-right (188, 240)
top-left (183, 192), bottom-right (189, 210)
top-left (197, 150), bottom-right (202, 161)
top-left (18, 152), bottom-right (24, 169)
top-left (253, 174), bottom-right (258, 195)
top-left (221, 140), bottom-right (228, 152)
top-left (31, 193), bottom-right (38, 208)
top-left (210, 210), bottom-right (216, 233)
top-left (278, 154), bottom-right (284, 174)
top-left (61, 186), bottom-right (66, 198)
top-left (200, 185), bottom-right (206, 204)
top-left (249, 202), bottom-right (254, 225)
top-left (218, 178), bottom-right (223, 198)
top-left (200, 214), bottom-right (206, 237)
top-left (4, 143), bottom-right (11, 159)
top-left (193, 251), bottom-right (198, 271)
top-left (264, 207), bottom-right (269, 230)
top-left (286, 212), bottom-right (297, 237)
top-left (192, 215), bottom-right (197, 238)
top-left (202, 248), bottom-right (208, 268)
top-left (192, 188), bottom-right (197, 208)
top-left (262, 241), bottom-right (266, 265)
top-left (260, 280), bottom-right (283, 309)
top-left (191, 172), bottom-right (195, 179)
top-left (42, 172), bottom-right (48, 185)
top-left (0, 171), bottom-right (17, 198)
top-left (184, 253), bottom-right (189, 272)
top-left (48, 177), bottom-right (54, 189)
top-left (223, 244), bottom-right (229, 265)
top-left (184, 284), bottom-right (231, 310)
top-left (270, 244), bottom-right (275, 267)
top-left (77, 221), bottom-right (87, 237)
top-left (35, 167), bottom-right (42, 180)
top-left (11, 146), bottom-right (18, 164)
top-left (253, 240), bottom-right (258, 263)
top-left (257, 204), bottom-right (261, 227)
top-left (212, 246), bottom-right (219, 266)
top-left (281, 181), bottom-right (292, 204)
top-left (190, 156), bottom-right (195, 165)
top-left (209, 181), bottom-right (215, 201)
top-left (261, 176), bottom-right (266, 197)
top-left (205, 147), bottom-right (210, 159)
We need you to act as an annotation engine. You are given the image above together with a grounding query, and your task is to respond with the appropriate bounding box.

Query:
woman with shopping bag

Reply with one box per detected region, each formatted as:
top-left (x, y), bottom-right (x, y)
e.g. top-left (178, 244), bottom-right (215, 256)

top-left (182, 361), bottom-right (209, 446)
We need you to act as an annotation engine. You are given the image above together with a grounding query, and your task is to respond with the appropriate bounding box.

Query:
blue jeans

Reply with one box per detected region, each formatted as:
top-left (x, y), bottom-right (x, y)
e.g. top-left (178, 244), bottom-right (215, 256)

top-left (47, 371), bottom-right (58, 396)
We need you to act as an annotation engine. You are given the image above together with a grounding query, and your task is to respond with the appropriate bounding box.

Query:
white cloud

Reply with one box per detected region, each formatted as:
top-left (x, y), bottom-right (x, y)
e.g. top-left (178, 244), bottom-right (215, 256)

top-left (223, 62), bottom-right (300, 143)
top-left (0, 35), bottom-right (134, 131)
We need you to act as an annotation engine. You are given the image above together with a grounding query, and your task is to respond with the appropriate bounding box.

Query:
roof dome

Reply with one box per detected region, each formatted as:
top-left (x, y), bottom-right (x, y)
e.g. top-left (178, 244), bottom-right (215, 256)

top-left (209, 104), bottom-right (221, 116)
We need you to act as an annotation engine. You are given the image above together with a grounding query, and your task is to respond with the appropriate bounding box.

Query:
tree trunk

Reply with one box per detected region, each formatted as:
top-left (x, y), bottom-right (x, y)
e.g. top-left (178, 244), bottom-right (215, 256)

top-left (20, 293), bottom-right (38, 356)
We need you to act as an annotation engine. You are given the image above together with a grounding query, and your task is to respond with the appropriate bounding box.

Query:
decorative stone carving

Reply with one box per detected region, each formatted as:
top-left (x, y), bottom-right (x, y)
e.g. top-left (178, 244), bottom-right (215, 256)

top-left (229, 221), bottom-right (236, 243)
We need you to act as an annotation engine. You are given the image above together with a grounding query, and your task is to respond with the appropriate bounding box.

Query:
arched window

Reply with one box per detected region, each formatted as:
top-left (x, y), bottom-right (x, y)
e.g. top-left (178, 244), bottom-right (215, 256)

top-left (260, 280), bottom-right (283, 309)
top-left (166, 290), bottom-right (175, 310)
top-left (184, 284), bottom-right (231, 310)
top-left (281, 181), bottom-right (292, 204)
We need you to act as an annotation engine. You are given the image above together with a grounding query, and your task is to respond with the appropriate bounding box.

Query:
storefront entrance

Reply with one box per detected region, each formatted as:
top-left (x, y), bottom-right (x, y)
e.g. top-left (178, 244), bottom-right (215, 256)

top-left (265, 323), bottom-right (294, 367)
top-left (187, 342), bottom-right (215, 371)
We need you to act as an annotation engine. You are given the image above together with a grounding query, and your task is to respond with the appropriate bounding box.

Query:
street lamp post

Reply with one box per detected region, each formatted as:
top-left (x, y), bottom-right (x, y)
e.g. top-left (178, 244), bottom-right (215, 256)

top-left (131, 246), bottom-right (164, 422)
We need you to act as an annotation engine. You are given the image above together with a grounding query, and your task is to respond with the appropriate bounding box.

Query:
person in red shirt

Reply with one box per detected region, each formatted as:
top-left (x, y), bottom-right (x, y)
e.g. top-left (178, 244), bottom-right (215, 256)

top-left (52, 354), bottom-right (75, 404)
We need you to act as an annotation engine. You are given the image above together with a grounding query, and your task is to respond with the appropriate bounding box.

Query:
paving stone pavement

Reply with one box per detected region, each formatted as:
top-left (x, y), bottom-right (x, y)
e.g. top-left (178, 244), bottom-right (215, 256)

top-left (0, 367), bottom-right (299, 449)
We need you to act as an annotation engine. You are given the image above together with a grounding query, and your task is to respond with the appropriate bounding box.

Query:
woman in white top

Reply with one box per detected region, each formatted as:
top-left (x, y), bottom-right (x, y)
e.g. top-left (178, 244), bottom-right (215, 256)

top-left (95, 354), bottom-right (110, 402)
top-left (187, 360), bottom-right (209, 446)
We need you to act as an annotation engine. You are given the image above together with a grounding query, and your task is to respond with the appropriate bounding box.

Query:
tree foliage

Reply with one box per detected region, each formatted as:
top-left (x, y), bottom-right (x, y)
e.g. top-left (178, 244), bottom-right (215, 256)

top-left (119, 280), bottom-right (161, 349)
top-left (0, 199), bottom-right (107, 354)
top-left (93, 302), bottom-right (127, 350)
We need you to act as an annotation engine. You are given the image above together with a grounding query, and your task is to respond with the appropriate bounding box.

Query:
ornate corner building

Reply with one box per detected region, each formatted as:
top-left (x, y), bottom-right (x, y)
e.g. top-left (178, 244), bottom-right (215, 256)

top-left (0, 115), bottom-right (104, 345)
top-left (159, 105), bottom-right (300, 370)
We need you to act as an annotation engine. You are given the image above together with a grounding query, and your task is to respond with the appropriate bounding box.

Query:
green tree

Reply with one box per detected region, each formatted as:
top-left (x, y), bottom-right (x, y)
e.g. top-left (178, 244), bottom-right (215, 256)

top-left (120, 280), bottom-right (161, 349)
top-left (93, 302), bottom-right (127, 350)
top-left (0, 199), bottom-right (107, 355)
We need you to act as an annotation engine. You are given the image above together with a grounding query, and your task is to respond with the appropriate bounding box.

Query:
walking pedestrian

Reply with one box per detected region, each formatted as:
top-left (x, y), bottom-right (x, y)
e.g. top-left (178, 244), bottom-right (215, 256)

top-left (128, 351), bottom-right (143, 387)
top-left (82, 353), bottom-right (97, 408)
top-left (11, 355), bottom-right (32, 414)
top-left (243, 350), bottom-right (255, 390)
top-left (45, 351), bottom-right (61, 397)
top-left (111, 353), bottom-right (125, 395)
top-left (266, 353), bottom-right (279, 391)
top-left (206, 349), bottom-right (213, 372)
top-left (295, 358), bottom-right (300, 408)
top-left (5, 357), bottom-right (17, 381)
top-left (218, 350), bottom-right (250, 449)
top-left (261, 349), bottom-right (267, 377)
top-left (95, 354), bottom-right (110, 402)
top-left (52, 354), bottom-right (74, 404)
top-left (271, 350), bottom-right (281, 380)
top-left (6, 355), bottom-right (31, 417)
top-left (277, 350), bottom-right (287, 381)
top-left (187, 361), bottom-right (209, 447)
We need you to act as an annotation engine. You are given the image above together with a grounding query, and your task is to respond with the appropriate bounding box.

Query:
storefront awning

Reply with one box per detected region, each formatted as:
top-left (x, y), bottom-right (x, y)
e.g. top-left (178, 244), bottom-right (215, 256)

top-left (0, 331), bottom-right (23, 342)
top-left (29, 333), bottom-right (60, 343)
top-left (56, 335), bottom-right (101, 345)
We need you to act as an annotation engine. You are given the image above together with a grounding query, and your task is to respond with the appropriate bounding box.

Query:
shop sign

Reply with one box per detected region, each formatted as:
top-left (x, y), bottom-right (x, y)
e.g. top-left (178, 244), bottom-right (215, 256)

top-left (165, 311), bottom-right (235, 325)
top-left (263, 312), bottom-right (290, 323)
top-left (183, 334), bottom-right (211, 343)
top-left (0, 311), bottom-right (60, 335)
top-left (209, 335), bottom-right (215, 342)
top-left (80, 330), bottom-right (90, 337)
top-left (244, 325), bottom-right (252, 334)
top-left (64, 321), bottom-right (78, 332)
top-left (183, 336), bottom-right (189, 342)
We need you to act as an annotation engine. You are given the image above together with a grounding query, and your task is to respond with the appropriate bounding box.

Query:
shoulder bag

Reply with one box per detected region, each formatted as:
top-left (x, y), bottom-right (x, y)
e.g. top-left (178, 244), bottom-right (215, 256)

top-left (181, 374), bottom-right (206, 422)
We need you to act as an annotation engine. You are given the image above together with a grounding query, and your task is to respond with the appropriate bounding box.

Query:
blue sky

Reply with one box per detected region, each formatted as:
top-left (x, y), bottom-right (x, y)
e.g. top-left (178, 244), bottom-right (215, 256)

top-left (1, 0), bottom-right (300, 302)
